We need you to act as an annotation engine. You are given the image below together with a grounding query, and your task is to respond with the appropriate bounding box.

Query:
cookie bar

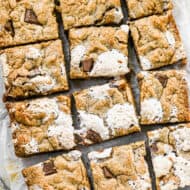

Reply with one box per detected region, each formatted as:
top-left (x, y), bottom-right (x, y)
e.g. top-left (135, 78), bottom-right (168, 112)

top-left (6, 95), bottom-right (75, 157)
top-left (138, 70), bottom-right (190, 125)
top-left (148, 123), bottom-right (190, 190)
top-left (73, 78), bottom-right (140, 145)
top-left (0, 0), bottom-right (58, 48)
top-left (126, 0), bottom-right (173, 20)
top-left (130, 12), bottom-right (186, 70)
top-left (88, 141), bottom-right (152, 190)
top-left (60, 0), bottom-right (123, 30)
top-left (22, 150), bottom-right (90, 190)
top-left (0, 40), bottom-right (68, 100)
top-left (69, 25), bottom-right (129, 79)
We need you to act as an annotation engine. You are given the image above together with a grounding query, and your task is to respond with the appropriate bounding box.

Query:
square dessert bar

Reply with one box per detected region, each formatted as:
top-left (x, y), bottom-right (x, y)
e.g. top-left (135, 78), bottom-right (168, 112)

top-left (130, 12), bottom-right (186, 70)
top-left (126, 0), bottom-right (173, 20)
top-left (60, 0), bottom-right (123, 30)
top-left (69, 25), bottom-right (129, 79)
top-left (73, 78), bottom-right (140, 145)
top-left (138, 70), bottom-right (190, 125)
top-left (0, 0), bottom-right (58, 48)
top-left (0, 40), bottom-right (68, 100)
top-left (6, 95), bottom-right (76, 157)
top-left (22, 150), bottom-right (90, 190)
top-left (148, 123), bottom-right (190, 190)
top-left (88, 141), bottom-right (152, 190)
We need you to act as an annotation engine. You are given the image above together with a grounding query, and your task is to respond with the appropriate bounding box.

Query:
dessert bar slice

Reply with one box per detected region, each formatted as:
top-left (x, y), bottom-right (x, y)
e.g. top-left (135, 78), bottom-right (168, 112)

top-left (126, 0), bottom-right (173, 20)
top-left (0, 0), bottom-right (58, 48)
top-left (148, 123), bottom-right (190, 190)
top-left (0, 40), bottom-right (68, 100)
top-left (73, 78), bottom-right (140, 145)
top-left (22, 150), bottom-right (90, 190)
top-left (60, 0), bottom-right (123, 30)
top-left (6, 95), bottom-right (75, 157)
top-left (69, 25), bottom-right (129, 79)
top-left (88, 141), bottom-right (152, 190)
top-left (138, 70), bottom-right (190, 125)
top-left (130, 12), bottom-right (186, 70)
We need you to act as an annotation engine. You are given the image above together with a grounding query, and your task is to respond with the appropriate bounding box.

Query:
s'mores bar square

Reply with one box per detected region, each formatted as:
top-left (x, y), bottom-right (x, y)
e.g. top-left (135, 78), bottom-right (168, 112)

top-left (69, 25), bottom-right (129, 79)
top-left (0, 40), bottom-right (68, 100)
top-left (73, 78), bottom-right (140, 145)
top-left (138, 70), bottom-right (190, 125)
top-left (22, 150), bottom-right (90, 190)
top-left (148, 124), bottom-right (190, 190)
top-left (6, 96), bottom-right (76, 157)
top-left (60, 0), bottom-right (123, 30)
top-left (0, 0), bottom-right (58, 48)
top-left (126, 0), bottom-right (173, 20)
top-left (88, 141), bottom-right (152, 190)
top-left (130, 12), bottom-right (186, 70)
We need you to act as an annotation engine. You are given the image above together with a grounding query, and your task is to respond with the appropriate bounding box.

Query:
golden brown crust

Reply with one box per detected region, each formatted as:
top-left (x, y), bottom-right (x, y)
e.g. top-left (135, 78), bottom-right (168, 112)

top-left (1, 40), bottom-right (68, 100)
top-left (130, 12), bottom-right (187, 70)
top-left (22, 150), bottom-right (90, 190)
top-left (126, 0), bottom-right (173, 20)
top-left (60, 0), bottom-right (123, 30)
top-left (88, 141), bottom-right (152, 190)
top-left (69, 26), bottom-right (129, 79)
top-left (0, 0), bottom-right (58, 48)
top-left (6, 95), bottom-right (75, 157)
top-left (138, 70), bottom-right (190, 125)
top-left (148, 123), bottom-right (190, 190)
top-left (73, 78), bottom-right (140, 145)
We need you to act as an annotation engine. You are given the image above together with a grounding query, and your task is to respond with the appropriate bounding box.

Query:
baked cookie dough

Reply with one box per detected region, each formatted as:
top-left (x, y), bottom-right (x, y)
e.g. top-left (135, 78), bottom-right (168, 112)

top-left (130, 12), bottom-right (186, 70)
top-left (69, 25), bottom-right (129, 79)
top-left (22, 150), bottom-right (90, 189)
top-left (138, 70), bottom-right (190, 125)
top-left (148, 123), bottom-right (190, 190)
top-left (6, 95), bottom-right (75, 157)
top-left (73, 78), bottom-right (140, 145)
top-left (0, 0), bottom-right (58, 48)
top-left (126, 0), bottom-right (173, 20)
top-left (88, 141), bottom-right (152, 190)
top-left (60, 0), bottom-right (123, 30)
top-left (0, 40), bottom-right (68, 100)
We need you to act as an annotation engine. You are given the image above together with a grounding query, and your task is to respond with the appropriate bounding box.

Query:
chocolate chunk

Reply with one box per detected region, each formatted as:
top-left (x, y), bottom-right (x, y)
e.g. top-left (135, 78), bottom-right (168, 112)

top-left (151, 143), bottom-right (158, 152)
top-left (4, 20), bottom-right (15, 37)
top-left (102, 166), bottom-right (114, 178)
top-left (155, 74), bottom-right (168, 88)
top-left (74, 134), bottom-right (84, 144)
top-left (43, 161), bottom-right (57, 176)
top-left (86, 129), bottom-right (102, 143)
top-left (24, 9), bottom-right (41, 25)
top-left (80, 58), bottom-right (94, 72)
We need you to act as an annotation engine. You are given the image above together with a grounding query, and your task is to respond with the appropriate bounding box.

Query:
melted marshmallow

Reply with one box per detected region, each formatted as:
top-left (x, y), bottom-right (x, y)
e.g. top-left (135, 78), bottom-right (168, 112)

top-left (141, 98), bottom-right (163, 122)
top-left (106, 103), bottom-right (138, 135)
top-left (30, 75), bottom-right (56, 93)
top-left (114, 7), bottom-right (123, 23)
top-left (47, 112), bottom-right (75, 149)
top-left (71, 45), bottom-right (86, 67)
top-left (23, 138), bottom-right (39, 154)
top-left (173, 127), bottom-right (190, 152)
top-left (25, 47), bottom-right (43, 59)
top-left (153, 155), bottom-right (172, 178)
top-left (88, 148), bottom-right (112, 161)
top-left (78, 111), bottom-right (109, 140)
top-left (139, 56), bottom-right (152, 70)
top-left (165, 31), bottom-right (175, 47)
top-left (90, 49), bottom-right (129, 77)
